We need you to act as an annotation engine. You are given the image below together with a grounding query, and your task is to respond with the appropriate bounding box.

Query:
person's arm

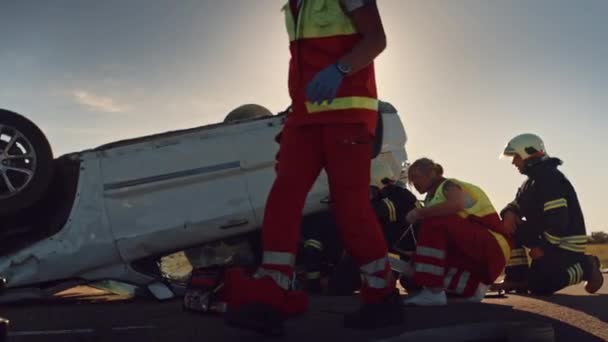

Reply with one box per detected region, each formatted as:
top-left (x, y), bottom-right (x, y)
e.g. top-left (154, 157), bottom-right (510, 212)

top-left (500, 184), bottom-right (524, 234)
top-left (411, 183), bottom-right (466, 221)
top-left (536, 176), bottom-right (571, 248)
top-left (501, 199), bottom-right (522, 234)
top-left (340, 0), bottom-right (386, 73)
top-left (306, 0), bottom-right (386, 104)
top-left (514, 177), bottom-right (568, 253)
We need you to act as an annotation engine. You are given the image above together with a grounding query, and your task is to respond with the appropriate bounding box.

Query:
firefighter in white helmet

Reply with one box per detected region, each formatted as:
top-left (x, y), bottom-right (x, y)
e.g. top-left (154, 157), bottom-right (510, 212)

top-left (368, 160), bottom-right (420, 254)
top-left (490, 133), bottom-right (603, 295)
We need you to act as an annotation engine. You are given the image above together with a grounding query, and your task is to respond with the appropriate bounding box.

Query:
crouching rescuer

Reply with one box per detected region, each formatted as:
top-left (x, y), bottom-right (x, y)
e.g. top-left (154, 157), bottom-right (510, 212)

top-left (300, 159), bottom-right (421, 296)
top-left (490, 133), bottom-right (604, 295)
top-left (401, 158), bottom-right (512, 306)
top-left (223, 0), bottom-right (402, 336)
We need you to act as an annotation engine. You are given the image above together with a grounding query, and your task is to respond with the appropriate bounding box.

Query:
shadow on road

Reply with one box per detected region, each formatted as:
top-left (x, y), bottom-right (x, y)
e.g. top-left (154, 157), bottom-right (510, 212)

top-left (529, 293), bottom-right (608, 322)
top-left (1, 294), bottom-right (607, 341)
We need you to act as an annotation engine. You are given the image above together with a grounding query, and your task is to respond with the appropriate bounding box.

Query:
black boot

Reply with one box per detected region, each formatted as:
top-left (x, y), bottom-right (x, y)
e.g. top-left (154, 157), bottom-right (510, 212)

top-left (584, 255), bottom-right (604, 294)
top-left (344, 290), bottom-right (404, 329)
top-left (225, 303), bottom-right (285, 337)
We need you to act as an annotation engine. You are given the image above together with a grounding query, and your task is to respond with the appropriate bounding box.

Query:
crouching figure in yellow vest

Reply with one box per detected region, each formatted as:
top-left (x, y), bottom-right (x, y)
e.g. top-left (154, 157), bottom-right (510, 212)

top-left (401, 158), bottom-right (512, 306)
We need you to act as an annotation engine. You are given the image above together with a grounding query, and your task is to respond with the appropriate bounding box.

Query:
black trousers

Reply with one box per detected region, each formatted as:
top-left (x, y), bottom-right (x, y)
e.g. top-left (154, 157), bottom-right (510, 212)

top-left (505, 231), bottom-right (590, 295)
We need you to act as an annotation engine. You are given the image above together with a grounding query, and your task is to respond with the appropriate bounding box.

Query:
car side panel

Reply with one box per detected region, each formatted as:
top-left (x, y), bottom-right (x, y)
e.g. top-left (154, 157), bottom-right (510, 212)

top-left (0, 155), bottom-right (121, 287)
top-left (99, 127), bottom-right (256, 262)
top-left (231, 117), bottom-right (331, 226)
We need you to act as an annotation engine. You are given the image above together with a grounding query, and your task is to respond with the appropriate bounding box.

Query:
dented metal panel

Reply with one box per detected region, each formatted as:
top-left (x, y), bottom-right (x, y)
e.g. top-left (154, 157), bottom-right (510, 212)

top-left (0, 103), bottom-right (409, 301)
top-left (0, 154), bottom-right (121, 287)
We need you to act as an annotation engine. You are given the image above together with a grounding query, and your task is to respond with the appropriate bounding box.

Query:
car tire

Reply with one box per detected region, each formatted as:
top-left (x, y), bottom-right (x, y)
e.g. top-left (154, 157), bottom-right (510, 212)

top-left (223, 104), bottom-right (273, 123)
top-left (0, 109), bottom-right (54, 216)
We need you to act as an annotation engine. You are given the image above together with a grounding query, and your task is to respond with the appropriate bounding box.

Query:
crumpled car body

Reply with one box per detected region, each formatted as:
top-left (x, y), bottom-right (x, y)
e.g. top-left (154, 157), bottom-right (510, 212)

top-left (0, 103), bottom-right (408, 301)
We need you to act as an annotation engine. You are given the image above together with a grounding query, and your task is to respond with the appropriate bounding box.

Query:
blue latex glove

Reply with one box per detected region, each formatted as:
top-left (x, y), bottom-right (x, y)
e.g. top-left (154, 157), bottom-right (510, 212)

top-left (306, 63), bottom-right (344, 105)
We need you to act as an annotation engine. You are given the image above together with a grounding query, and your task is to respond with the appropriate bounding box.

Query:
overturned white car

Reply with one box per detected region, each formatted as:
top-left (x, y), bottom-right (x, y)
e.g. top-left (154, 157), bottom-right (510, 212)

top-left (0, 102), bottom-right (408, 301)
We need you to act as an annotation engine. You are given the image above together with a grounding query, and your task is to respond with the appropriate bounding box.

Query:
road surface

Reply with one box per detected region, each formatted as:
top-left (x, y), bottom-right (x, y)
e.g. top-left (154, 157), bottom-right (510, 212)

top-left (1, 275), bottom-right (606, 341)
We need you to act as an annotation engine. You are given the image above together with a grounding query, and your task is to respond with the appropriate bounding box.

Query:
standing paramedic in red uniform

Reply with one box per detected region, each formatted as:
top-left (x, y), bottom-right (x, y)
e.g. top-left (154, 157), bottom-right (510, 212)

top-left (401, 158), bottom-right (512, 306)
top-left (224, 0), bottom-right (402, 336)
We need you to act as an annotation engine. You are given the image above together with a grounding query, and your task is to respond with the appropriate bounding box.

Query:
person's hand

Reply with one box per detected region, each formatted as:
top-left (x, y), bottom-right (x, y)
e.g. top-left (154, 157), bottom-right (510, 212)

top-left (529, 247), bottom-right (544, 260)
top-left (502, 211), bottom-right (521, 234)
top-left (406, 209), bottom-right (420, 224)
top-left (306, 64), bottom-right (344, 105)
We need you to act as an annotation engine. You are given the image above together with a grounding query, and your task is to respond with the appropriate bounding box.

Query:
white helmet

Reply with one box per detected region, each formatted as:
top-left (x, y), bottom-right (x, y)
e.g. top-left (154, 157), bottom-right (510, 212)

top-left (502, 133), bottom-right (547, 160)
top-left (370, 160), bottom-right (396, 189)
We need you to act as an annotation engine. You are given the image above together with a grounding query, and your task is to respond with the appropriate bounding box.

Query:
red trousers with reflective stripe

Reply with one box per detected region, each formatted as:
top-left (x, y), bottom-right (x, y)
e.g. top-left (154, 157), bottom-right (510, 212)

top-left (262, 123), bottom-right (393, 304)
top-left (413, 215), bottom-right (507, 297)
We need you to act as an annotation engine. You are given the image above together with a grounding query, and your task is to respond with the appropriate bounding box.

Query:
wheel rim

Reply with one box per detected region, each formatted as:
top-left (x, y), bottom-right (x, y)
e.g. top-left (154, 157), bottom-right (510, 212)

top-left (0, 124), bottom-right (37, 200)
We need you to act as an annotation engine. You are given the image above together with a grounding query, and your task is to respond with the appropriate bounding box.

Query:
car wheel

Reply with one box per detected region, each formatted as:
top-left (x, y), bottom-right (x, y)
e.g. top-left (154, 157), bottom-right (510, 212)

top-left (0, 109), bottom-right (54, 216)
top-left (223, 104), bottom-right (273, 123)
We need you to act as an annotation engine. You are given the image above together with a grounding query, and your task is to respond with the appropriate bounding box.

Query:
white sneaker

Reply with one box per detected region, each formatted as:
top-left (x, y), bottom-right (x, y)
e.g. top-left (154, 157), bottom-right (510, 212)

top-left (465, 283), bottom-right (489, 303)
top-left (402, 288), bottom-right (447, 306)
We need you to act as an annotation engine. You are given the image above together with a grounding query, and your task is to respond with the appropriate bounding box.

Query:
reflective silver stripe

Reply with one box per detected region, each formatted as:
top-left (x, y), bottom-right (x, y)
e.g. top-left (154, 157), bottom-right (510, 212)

top-left (415, 263), bottom-right (444, 276)
top-left (543, 232), bottom-right (560, 244)
top-left (562, 235), bottom-right (588, 243)
top-left (575, 263), bottom-right (583, 284)
top-left (444, 267), bottom-right (458, 288)
top-left (254, 268), bottom-right (291, 290)
top-left (360, 256), bottom-right (389, 275)
top-left (304, 239), bottom-right (323, 250)
top-left (506, 257), bottom-right (529, 267)
top-left (383, 198), bottom-right (397, 222)
top-left (455, 271), bottom-right (470, 294)
top-left (543, 198), bottom-right (567, 211)
top-left (262, 251), bottom-right (295, 267)
top-left (362, 274), bottom-right (388, 289)
top-left (306, 271), bottom-right (321, 280)
top-left (543, 232), bottom-right (587, 253)
top-left (567, 268), bottom-right (575, 285)
top-left (557, 243), bottom-right (586, 253)
top-left (510, 249), bottom-right (527, 257)
top-left (416, 246), bottom-right (446, 260)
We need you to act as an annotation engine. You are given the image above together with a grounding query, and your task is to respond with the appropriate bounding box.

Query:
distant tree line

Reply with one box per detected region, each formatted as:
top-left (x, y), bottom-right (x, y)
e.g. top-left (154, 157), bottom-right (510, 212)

top-left (589, 231), bottom-right (608, 244)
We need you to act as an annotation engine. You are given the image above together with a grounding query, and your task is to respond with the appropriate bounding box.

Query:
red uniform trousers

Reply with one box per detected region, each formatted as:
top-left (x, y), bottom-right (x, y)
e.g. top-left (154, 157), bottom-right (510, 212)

top-left (413, 215), bottom-right (509, 297)
top-left (250, 122), bottom-right (394, 309)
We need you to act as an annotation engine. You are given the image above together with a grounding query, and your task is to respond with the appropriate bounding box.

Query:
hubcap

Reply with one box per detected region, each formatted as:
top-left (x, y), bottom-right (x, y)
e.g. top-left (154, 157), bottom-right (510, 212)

top-left (0, 124), bottom-right (37, 200)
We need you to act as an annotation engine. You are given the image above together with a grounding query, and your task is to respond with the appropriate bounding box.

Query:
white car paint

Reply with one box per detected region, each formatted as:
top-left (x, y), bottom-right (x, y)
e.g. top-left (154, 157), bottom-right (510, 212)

top-left (0, 104), bottom-right (408, 301)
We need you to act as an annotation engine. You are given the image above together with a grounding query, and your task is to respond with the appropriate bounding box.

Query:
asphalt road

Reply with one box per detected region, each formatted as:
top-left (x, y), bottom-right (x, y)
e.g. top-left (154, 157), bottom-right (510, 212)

top-left (1, 275), bottom-right (606, 342)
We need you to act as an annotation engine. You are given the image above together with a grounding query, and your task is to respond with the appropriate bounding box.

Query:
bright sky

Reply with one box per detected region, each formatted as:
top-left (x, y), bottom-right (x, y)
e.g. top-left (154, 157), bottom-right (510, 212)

top-left (1, 1), bottom-right (606, 232)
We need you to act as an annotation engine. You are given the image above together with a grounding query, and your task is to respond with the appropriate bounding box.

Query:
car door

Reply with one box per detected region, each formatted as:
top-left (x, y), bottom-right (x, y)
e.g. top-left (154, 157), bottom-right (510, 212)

top-left (231, 115), bottom-right (330, 226)
top-left (99, 125), bottom-right (256, 262)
